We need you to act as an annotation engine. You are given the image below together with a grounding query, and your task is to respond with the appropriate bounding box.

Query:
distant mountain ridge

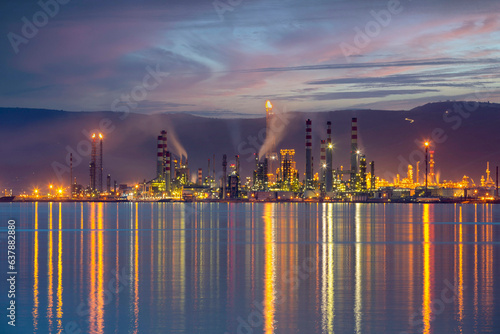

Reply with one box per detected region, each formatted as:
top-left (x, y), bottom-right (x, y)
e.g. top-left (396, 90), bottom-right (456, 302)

top-left (1, 101), bottom-right (499, 192)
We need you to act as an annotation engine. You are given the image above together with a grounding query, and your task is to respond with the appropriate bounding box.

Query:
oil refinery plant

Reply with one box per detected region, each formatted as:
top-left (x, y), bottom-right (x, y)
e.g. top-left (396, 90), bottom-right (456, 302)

top-left (17, 101), bottom-right (500, 203)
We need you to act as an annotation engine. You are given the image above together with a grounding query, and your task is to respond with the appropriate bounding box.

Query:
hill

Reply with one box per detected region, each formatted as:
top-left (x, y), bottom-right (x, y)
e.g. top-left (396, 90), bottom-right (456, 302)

top-left (1, 101), bottom-right (499, 192)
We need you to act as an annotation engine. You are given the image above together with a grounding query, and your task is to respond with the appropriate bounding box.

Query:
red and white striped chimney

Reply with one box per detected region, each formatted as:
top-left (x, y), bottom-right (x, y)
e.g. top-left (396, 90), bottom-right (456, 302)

top-left (161, 130), bottom-right (167, 172)
top-left (198, 168), bottom-right (203, 185)
top-left (350, 117), bottom-right (358, 181)
top-left (320, 140), bottom-right (326, 168)
top-left (305, 119), bottom-right (312, 183)
top-left (157, 135), bottom-right (163, 179)
top-left (327, 121), bottom-right (332, 144)
top-left (326, 121), bottom-right (334, 192)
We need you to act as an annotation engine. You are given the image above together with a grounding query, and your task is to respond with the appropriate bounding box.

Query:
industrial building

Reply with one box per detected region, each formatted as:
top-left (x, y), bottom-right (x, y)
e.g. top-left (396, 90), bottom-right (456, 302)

top-left (49, 100), bottom-right (497, 203)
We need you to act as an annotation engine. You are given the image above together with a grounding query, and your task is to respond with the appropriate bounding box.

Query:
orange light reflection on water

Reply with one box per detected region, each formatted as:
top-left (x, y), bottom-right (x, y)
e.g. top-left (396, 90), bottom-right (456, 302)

top-left (89, 203), bottom-right (97, 333)
top-left (56, 203), bottom-right (64, 333)
top-left (133, 203), bottom-right (140, 333)
top-left (263, 203), bottom-right (276, 334)
top-left (421, 204), bottom-right (433, 334)
top-left (47, 202), bottom-right (54, 332)
top-left (97, 203), bottom-right (105, 333)
top-left (32, 203), bottom-right (39, 331)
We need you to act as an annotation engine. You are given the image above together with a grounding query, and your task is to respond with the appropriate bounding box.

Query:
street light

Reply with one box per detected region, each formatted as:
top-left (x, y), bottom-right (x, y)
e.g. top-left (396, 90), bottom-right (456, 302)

top-left (424, 142), bottom-right (429, 195)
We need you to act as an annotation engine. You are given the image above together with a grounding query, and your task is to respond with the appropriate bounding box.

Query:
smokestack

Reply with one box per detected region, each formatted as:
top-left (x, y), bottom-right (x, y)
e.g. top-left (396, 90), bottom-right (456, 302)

top-left (98, 133), bottom-right (103, 193)
top-left (161, 130), bottom-right (167, 172)
top-left (70, 153), bottom-right (73, 198)
top-left (305, 119), bottom-right (312, 188)
top-left (107, 174), bottom-right (111, 193)
top-left (496, 166), bottom-right (499, 197)
top-left (266, 100), bottom-right (274, 149)
top-left (161, 130), bottom-right (170, 195)
top-left (370, 161), bottom-right (375, 190)
top-left (360, 154), bottom-right (367, 190)
top-left (320, 140), bottom-right (326, 185)
top-left (90, 133), bottom-right (97, 192)
top-left (208, 158), bottom-right (210, 182)
top-left (198, 168), bottom-right (203, 185)
top-left (157, 134), bottom-right (163, 179)
top-left (429, 151), bottom-right (435, 185)
top-left (416, 161), bottom-right (420, 185)
top-left (236, 155), bottom-right (240, 176)
top-left (222, 154), bottom-right (227, 199)
top-left (165, 151), bottom-right (171, 195)
top-left (213, 154), bottom-right (216, 180)
top-left (326, 121), bottom-right (333, 192)
top-left (350, 118), bottom-right (358, 186)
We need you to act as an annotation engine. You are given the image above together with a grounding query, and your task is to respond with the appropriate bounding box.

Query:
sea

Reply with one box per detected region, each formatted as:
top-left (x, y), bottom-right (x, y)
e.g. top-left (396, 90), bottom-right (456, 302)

top-left (0, 202), bottom-right (499, 333)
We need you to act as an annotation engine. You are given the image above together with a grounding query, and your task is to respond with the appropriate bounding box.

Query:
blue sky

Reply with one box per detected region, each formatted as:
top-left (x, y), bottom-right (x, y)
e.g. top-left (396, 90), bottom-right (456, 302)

top-left (1, 0), bottom-right (499, 116)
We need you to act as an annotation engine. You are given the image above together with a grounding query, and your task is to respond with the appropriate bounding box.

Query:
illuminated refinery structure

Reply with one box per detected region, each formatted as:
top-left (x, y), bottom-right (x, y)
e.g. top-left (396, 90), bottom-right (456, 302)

top-left (106, 110), bottom-right (500, 202)
top-left (265, 100), bottom-right (278, 183)
top-left (140, 114), bottom-right (465, 202)
top-left (25, 100), bottom-right (498, 202)
top-left (88, 133), bottom-right (104, 196)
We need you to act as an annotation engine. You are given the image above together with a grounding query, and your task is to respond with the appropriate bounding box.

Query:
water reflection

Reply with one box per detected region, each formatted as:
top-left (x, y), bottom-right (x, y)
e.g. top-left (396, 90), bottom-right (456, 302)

top-left (354, 204), bottom-right (363, 334)
top-left (47, 202), bottom-right (54, 332)
top-left (32, 202), bottom-right (39, 331)
top-left (56, 203), bottom-right (63, 333)
top-left (263, 203), bottom-right (276, 333)
top-left (321, 204), bottom-right (335, 333)
top-left (9, 202), bottom-right (500, 333)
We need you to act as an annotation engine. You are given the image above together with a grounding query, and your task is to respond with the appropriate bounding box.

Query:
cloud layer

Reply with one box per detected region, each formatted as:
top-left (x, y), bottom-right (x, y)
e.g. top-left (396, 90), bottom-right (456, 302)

top-left (1, 0), bottom-right (499, 116)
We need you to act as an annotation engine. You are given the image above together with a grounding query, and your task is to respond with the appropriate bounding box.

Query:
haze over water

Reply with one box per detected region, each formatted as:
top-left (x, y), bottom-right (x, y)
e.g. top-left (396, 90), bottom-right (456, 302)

top-left (1, 202), bottom-right (499, 333)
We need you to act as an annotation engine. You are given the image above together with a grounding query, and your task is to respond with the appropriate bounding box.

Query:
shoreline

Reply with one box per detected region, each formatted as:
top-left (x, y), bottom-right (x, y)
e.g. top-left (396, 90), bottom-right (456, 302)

top-left (4, 198), bottom-right (500, 204)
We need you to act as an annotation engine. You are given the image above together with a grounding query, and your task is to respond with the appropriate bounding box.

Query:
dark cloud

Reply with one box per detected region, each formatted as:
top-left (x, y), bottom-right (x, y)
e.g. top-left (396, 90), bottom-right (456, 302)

top-left (0, 0), bottom-right (499, 114)
top-left (224, 58), bottom-right (500, 75)
top-left (307, 89), bottom-right (440, 101)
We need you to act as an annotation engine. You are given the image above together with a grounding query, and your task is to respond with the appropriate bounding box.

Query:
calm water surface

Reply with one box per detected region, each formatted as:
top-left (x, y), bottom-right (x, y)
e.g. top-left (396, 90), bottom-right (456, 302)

top-left (0, 202), bottom-right (499, 333)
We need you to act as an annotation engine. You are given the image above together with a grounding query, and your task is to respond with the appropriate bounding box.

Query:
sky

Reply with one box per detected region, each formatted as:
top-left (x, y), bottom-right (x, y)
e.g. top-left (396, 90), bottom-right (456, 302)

top-left (1, 0), bottom-right (500, 117)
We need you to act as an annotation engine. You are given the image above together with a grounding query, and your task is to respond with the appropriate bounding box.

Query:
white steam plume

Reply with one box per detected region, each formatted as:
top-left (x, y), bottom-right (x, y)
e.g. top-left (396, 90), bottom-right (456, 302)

top-left (165, 123), bottom-right (187, 160)
top-left (258, 104), bottom-right (289, 159)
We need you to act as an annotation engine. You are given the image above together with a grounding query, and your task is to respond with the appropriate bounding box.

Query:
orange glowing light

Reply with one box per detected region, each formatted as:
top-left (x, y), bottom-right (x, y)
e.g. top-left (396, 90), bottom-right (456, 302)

top-left (99, 133), bottom-right (103, 139)
top-left (92, 133), bottom-right (96, 139)
top-left (265, 100), bottom-right (273, 110)
top-left (424, 142), bottom-right (429, 147)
